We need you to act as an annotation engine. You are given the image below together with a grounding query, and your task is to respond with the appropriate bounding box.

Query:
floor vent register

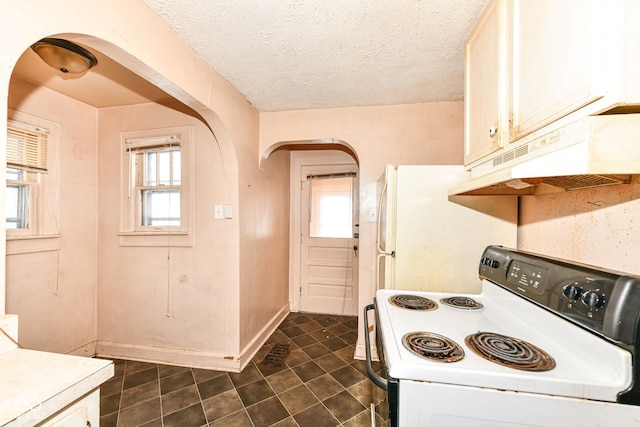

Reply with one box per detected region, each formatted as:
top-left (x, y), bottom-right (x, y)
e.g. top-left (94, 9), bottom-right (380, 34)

top-left (261, 342), bottom-right (293, 366)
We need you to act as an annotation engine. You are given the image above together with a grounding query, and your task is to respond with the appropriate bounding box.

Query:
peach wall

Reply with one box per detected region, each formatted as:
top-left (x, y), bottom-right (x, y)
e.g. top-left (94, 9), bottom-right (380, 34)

top-left (6, 78), bottom-right (98, 355)
top-left (260, 102), bottom-right (464, 167)
top-left (0, 0), bottom-right (247, 321)
top-left (0, 0), bottom-right (290, 370)
top-left (238, 148), bottom-right (290, 353)
top-left (3, 0), bottom-right (637, 376)
top-left (96, 102), bottom-right (246, 368)
top-left (260, 101), bottom-right (465, 358)
top-left (519, 183), bottom-right (640, 274)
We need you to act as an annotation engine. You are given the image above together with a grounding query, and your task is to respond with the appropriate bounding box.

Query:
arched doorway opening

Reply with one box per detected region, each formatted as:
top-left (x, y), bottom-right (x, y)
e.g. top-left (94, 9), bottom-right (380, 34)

top-left (5, 35), bottom-right (241, 368)
top-left (262, 141), bottom-right (360, 315)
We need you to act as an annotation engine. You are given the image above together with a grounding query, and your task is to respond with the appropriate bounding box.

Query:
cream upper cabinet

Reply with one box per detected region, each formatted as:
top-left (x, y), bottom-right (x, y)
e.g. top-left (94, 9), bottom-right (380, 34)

top-left (465, 0), bottom-right (640, 167)
top-left (509, 0), bottom-right (607, 142)
top-left (464, 0), bottom-right (510, 165)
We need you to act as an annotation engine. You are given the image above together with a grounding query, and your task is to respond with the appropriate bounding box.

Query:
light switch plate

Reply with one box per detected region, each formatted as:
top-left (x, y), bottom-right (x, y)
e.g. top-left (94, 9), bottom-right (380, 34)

top-left (368, 208), bottom-right (377, 222)
top-left (214, 205), bottom-right (223, 219)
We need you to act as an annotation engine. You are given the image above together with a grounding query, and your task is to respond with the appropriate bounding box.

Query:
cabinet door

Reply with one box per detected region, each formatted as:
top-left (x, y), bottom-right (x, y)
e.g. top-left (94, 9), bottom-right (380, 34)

top-left (510, 0), bottom-right (607, 141)
top-left (464, 0), bottom-right (509, 165)
top-left (38, 390), bottom-right (99, 427)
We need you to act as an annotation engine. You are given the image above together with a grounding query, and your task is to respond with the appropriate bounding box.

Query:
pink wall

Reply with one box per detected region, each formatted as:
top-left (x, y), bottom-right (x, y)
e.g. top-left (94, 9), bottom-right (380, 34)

top-left (260, 102), bottom-right (464, 167)
top-left (238, 148), bottom-right (290, 354)
top-left (519, 182), bottom-right (640, 274)
top-left (6, 77), bottom-right (98, 355)
top-left (4, 80), bottom-right (291, 370)
top-left (5, 0), bottom-right (638, 374)
top-left (260, 101), bottom-right (465, 357)
top-left (0, 4), bottom-right (466, 367)
top-left (97, 102), bottom-right (248, 368)
top-left (0, 0), bottom-right (291, 371)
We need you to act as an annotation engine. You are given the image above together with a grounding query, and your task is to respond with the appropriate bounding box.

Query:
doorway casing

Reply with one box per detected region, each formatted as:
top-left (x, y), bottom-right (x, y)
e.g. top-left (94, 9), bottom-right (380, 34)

top-left (289, 150), bottom-right (359, 315)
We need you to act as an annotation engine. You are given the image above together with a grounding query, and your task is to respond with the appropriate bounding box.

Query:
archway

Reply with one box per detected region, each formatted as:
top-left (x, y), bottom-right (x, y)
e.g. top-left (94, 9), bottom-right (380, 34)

top-left (4, 33), bottom-right (244, 371)
top-left (262, 140), bottom-right (361, 315)
top-left (260, 138), bottom-right (358, 169)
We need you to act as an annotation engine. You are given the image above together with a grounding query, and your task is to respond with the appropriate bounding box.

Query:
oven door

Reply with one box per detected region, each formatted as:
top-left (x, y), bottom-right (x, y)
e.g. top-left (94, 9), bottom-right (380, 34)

top-left (364, 302), bottom-right (399, 427)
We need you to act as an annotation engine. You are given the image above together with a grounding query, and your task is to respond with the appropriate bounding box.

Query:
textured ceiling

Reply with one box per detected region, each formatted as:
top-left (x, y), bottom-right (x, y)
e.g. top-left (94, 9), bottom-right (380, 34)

top-left (142, 0), bottom-right (489, 112)
top-left (11, 1), bottom-right (489, 111)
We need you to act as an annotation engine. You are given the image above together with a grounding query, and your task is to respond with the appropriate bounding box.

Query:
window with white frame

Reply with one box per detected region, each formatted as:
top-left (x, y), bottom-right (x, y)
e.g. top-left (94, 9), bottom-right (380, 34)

top-left (120, 126), bottom-right (193, 246)
top-left (6, 167), bottom-right (31, 229)
top-left (128, 135), bottom-right (181, 229)
top-left (5, 119), bottom-right (48, 233)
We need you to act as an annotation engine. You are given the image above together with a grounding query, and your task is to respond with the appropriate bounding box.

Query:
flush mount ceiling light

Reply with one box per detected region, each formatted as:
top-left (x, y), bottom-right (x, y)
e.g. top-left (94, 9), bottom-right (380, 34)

top-left (31, 38), bottom-right (98, 74)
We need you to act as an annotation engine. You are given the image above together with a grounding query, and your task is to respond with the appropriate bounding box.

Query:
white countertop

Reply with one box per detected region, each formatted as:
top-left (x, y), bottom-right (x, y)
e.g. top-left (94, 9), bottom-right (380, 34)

top-left (0, 349), bottom-right (113, 426)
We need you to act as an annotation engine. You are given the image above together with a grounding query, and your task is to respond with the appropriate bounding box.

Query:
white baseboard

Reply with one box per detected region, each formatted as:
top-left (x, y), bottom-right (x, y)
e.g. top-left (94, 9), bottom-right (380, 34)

top-left (95, 341), bottom-right (243, 372)
top-left (67, 341), bottom-right (97, 357)
top-left (94, 305), bottom-right (290, 373)
top-left (238, 304), bottom-right (290, 370)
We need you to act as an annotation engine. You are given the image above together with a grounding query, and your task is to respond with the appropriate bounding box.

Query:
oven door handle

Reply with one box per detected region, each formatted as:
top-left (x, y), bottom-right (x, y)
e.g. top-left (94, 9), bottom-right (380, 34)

top-left (364, 303), bottom-right (388, 391)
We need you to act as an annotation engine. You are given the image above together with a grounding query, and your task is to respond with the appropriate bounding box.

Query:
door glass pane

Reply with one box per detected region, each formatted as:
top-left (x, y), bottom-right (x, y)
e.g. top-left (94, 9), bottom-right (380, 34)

top-left (309, 177), bottom-right (353, 238)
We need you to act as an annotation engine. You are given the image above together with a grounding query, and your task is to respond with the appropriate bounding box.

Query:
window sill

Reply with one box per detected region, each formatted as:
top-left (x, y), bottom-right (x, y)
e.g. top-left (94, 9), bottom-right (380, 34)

top-left (118, 231), bottom-right (192, 247)
top-left (7, 234), bottom-right (61, 255)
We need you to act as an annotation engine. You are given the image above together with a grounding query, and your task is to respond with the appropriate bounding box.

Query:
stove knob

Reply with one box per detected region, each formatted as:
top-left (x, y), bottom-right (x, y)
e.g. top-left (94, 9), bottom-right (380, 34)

top-left (562, 284), bottom-right (581, 300)
top-left (581, 291), bottom-right (604, 308)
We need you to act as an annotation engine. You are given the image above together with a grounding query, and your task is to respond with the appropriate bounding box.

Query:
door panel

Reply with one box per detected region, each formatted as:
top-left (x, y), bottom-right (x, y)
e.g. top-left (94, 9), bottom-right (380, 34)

top-left (302, 240), bottom-right (355, 312)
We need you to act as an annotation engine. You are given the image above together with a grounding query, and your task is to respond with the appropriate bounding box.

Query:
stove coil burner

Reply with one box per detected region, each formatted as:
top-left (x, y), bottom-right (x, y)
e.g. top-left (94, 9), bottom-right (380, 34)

top-left (402, 332), bottom-right (464, 363)
top-left (465, 332), bottom-right (556, 371)
top-left (440, 296), bottom-right (484, 310)
top-left (389, 294), bottom-right (438, 311)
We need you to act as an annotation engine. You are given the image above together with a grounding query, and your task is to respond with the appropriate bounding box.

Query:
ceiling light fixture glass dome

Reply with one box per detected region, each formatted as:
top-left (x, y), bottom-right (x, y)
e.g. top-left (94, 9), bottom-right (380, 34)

top-left (31, 38), bottom-right (98, 74)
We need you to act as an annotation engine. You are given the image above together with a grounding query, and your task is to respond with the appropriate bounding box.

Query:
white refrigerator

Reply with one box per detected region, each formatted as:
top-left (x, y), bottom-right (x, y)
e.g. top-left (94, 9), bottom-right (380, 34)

top-left (376, 165), bottom-right (517, 294)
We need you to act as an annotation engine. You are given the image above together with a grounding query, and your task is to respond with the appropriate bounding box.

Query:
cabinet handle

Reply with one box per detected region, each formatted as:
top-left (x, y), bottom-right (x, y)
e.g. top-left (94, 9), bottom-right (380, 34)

top-left (489, 127), bottom-right (498, 138)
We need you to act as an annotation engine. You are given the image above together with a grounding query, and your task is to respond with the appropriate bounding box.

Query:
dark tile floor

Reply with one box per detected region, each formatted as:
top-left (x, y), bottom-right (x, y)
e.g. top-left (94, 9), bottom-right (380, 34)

top-left (99, 312), bottom-right (388, 426)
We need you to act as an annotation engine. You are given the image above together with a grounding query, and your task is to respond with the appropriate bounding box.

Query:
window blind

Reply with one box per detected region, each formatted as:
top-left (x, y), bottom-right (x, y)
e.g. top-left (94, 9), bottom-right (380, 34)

top-left (126, 135), bottom-right (181, 152)
top-left (6, 120), bottom-right (49, 172)
top-left (306, 171), bottom-right (357, 180)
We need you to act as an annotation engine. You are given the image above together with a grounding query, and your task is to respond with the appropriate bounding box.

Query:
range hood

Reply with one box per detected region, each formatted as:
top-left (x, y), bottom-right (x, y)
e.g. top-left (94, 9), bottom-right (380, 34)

top-left (449, 114), bottom-right (640, 196)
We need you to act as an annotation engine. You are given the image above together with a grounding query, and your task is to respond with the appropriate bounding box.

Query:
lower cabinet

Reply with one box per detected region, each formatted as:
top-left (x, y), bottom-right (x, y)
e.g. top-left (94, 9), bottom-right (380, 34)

top-left (37, 389), bottom-right (99, 427)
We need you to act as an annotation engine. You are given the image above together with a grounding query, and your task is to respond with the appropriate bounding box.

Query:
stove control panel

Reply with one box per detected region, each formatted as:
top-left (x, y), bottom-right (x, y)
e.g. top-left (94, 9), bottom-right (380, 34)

top-left (561, 280), bottom-right (608, 307)
top-left (562, 283), bottom-right (581, 299)
top-left (506, 260), bottom-right (549, 295)
top-left (582, 290), bottom-right (605, 308)
top-left (557, 278), bottom-right (613, 330)
top-left (480, 245), bottom-right (640, 406)
top-left (478, 246), bottom-right (640, 345)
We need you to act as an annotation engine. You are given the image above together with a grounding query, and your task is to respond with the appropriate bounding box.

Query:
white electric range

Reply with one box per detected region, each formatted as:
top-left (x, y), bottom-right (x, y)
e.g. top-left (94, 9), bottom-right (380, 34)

top-left (365, 246), bottom-right (640, 426)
